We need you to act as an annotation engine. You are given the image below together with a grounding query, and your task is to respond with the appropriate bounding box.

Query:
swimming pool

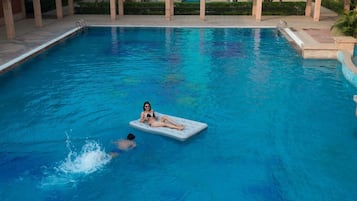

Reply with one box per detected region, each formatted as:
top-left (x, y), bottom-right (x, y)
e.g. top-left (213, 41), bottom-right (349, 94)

top-left (0, 27), bottom-right (357, 201)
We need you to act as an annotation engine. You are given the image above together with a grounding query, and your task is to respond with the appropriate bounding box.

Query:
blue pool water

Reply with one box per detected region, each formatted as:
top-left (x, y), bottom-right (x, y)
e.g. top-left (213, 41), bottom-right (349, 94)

top-left (0, 27), bottom-right (357, 201)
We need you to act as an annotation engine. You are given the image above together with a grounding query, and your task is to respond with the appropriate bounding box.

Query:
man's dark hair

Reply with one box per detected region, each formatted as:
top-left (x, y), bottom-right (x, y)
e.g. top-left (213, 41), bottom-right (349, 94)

top-left (127, 133), bottom-right (135, 140)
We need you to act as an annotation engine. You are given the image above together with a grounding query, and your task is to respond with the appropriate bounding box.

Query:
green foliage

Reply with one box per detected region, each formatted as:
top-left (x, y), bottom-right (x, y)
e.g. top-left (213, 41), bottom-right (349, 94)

top-left (172, 2), bottom-right (253, 15)
top-left (321, 0), bottom-right (345, 14)
top-left (262, 2), bottom-right (306, 15)
top-left (322, 0), bottom-right (356, 14)
top-left (75, 2), bottom-right (111, 14)
top-left (75, 1), bottom-right (306, 16)
top-left (124, 2), bottom-right (165, 15)
top-left (331, 11), bottom-right (357, 37)
top-left (25, 0), bottom-right (68, 14)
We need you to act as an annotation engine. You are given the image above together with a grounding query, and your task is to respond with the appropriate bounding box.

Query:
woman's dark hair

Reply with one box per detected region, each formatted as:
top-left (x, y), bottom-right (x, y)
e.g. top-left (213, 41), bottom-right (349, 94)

top-left (143, 101), bottom-right (151, 111)
top-left (127, 133), bottom-right (135, 140)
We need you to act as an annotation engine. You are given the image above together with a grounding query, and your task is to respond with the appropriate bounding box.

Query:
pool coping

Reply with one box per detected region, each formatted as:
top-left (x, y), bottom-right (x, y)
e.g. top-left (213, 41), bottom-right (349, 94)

top-left (90, 24), bottom-right (276, 28)
top-left (0, 26), bottom-right (81, 73)
top-left (338, 50), bottom-right (357, 87)
top-left (283, 27), bottom-right (304, 48)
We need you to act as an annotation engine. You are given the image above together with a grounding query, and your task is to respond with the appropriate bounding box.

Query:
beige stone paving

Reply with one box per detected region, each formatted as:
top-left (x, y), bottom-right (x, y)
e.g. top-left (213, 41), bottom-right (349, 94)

top-left (0, 12), bottom-right (340, 71)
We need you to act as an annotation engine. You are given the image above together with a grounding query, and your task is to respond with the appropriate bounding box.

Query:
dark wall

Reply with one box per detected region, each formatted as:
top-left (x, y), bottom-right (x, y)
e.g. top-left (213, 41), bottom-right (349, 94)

top-left (0, 0), bottom-right (23, 18)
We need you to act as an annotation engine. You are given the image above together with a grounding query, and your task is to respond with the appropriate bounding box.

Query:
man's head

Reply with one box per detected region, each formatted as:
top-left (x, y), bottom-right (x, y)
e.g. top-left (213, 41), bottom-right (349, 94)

top-left (127, 133), bottom-right (135, 140)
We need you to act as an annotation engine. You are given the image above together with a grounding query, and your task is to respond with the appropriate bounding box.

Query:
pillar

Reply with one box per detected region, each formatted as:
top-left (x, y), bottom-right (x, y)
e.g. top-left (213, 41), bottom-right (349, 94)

top-left (165, 0), bottom-right (171, 20)
top-left (255, 0), bottom-right (262, 22)
top-left (2, 0), bottom-right (16, 39)
top-left (118, 0), bottom-right (124, 16)
top-left (305, 0), bottom-right (312, 16)
top-left (20, 0), bottom-right (26, 18)
top-left (55, 0), bottom-right (63, 19)
top-left (68, 0), bottom-right (74, 15)
top-left (33, 0), bottom-right (43, 27)
top-left (171, 0), bottom-right (174, 16)
top-left (110, 0), bottom-right (116, 20)
top-left (200, 0), bottom-right (205, 21)
top-left (313, 0), bottom-right (321, 22)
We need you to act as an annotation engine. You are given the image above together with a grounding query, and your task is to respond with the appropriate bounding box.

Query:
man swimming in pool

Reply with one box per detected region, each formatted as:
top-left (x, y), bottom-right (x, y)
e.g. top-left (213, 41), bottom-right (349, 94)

top-left (110, 133), bottom-right (136, 158)
top-left (140, 101), bottom-right (184, 130)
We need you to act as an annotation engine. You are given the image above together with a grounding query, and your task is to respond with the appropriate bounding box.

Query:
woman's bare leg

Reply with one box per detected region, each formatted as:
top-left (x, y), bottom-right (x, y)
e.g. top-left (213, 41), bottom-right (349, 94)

top-left (160, 116), bottom-right (184, 128)
top-left (151, 121), bottom-right (184, 130)
top-left (164, 123), bottom-right (184, 130)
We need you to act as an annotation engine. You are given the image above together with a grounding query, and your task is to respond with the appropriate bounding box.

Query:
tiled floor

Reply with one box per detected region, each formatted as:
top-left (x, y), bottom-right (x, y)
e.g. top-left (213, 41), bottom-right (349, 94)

top-left (303, 28), bottom-right (335, 43)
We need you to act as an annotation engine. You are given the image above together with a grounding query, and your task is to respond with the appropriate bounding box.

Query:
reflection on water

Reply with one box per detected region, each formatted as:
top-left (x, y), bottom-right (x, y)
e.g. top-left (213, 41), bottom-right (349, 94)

top-left (1, 27), bottom-right (357, 201)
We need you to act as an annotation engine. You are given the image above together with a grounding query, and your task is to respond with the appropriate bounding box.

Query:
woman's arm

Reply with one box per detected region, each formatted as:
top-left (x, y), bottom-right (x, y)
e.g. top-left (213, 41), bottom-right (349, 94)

top-left (139, 112), bottom-right (146, 122)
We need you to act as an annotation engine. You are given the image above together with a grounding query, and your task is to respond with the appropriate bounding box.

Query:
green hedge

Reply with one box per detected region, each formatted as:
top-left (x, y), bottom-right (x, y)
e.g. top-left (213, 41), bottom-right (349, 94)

top-left (124, 2), bottom-right (165, 15)
top-left (174, 3), bottom-right (253, 15)
top-left (262, 2), bottom-right (306, 15)
top-left (25, 0), bottom-right (68, 14)
top-left (321, 0), bottom-right (345, 14)
top-left (75, 2), bottom-right (306, 16)
top-left (322, 0), bottom-right (356, 16)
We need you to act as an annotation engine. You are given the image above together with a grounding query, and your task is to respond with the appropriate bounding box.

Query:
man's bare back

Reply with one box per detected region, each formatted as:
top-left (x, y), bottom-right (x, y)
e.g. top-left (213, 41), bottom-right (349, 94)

top-left (110, 133), bottom-right (136, 158)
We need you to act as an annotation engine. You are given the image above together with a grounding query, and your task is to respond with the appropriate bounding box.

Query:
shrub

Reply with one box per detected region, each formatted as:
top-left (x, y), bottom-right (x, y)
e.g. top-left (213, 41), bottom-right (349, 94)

top-left (75, 1), bottom-right (307, 16)
top-left (331, 11), bottom-right (357, 37)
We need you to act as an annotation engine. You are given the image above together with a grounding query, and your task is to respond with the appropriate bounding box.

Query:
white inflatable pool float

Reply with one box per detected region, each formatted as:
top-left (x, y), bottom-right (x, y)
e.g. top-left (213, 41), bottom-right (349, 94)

top-left (129, 112), bottom-right (208, 141)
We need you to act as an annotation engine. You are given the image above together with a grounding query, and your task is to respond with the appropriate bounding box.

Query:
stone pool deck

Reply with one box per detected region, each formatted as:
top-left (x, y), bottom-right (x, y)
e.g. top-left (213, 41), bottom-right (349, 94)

top-left (0, 11), bottom-right (355, 72)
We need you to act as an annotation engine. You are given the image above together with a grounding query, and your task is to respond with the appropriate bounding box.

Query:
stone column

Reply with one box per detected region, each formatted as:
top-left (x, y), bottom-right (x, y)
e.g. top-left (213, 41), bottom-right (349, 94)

top-left (68, 0), bottom-right (74, 15)
top-left (171, 0), bottom-right (174, 16)
top-left (20, 0), bottom-right (26, 18)
top-left (255, 0), bottom-right (262, 22)
top-left (56, 0), bottom-right (63, 19)
top-left (118, 0), bottom-right (124, 16)
top-left (165, 0), bottom-right (171, 20)
top-left (33, 0), bottom-right (43, 27)
top-left (200, 0), bottom-right (205, 21)
top-left (110, 0), bottom-right (116, 20)
top-left (305, 0), bottom-right (312, 17)
top-left (313, 0), bottom-right (321, 22)
top-left (2, 0), bottom-right (16, 39)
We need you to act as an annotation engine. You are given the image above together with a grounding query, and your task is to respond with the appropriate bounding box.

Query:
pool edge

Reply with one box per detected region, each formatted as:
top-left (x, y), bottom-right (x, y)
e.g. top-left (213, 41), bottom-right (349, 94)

top-left (0, 27), bottom-right (82, 74)
top-left (338, 50), bottom-right (357, 87)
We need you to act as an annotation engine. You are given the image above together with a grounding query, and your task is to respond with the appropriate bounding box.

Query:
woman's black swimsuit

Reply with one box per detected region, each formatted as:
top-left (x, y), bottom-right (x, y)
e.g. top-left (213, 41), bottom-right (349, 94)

top-left (147, 112), bottom-right (156, 118)
top-left (147, 112), bottom-right (156, 126)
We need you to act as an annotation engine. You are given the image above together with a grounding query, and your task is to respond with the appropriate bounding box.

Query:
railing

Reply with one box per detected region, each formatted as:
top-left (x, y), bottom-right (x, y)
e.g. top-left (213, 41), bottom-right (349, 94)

top-left (75, 19), bottom-right (87, 28)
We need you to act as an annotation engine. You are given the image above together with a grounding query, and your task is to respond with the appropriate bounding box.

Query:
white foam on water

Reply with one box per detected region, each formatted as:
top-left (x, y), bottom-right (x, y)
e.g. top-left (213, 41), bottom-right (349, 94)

top-left (39, 135), bottom-right (112, 188)
top-left (58, 141), bottom-right (111, 174)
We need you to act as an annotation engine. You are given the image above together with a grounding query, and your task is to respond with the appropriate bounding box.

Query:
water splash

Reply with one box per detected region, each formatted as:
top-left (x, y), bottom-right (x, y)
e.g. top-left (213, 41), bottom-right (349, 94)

top-left (58, 140), bottom-right (111, 174)
top-left (40, 133), bottom-right (111, 188)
